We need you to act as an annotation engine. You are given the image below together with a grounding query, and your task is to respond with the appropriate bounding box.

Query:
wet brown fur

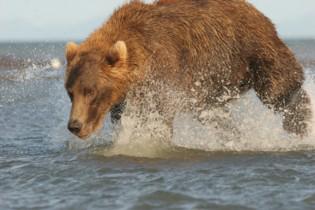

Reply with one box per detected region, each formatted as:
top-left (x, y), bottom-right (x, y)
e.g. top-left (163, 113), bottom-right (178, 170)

top-left (65, 0), bottom-right (311, 138)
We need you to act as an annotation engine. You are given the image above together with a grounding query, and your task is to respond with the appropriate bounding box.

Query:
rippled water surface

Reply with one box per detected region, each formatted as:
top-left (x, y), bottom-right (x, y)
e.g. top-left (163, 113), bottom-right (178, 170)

top-left (1, 41), bottom-right (315, 210)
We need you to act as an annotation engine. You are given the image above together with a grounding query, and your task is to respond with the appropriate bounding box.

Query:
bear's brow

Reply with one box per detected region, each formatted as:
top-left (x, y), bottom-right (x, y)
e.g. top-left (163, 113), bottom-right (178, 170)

top-left (66, 66), bottom-right (83, 89)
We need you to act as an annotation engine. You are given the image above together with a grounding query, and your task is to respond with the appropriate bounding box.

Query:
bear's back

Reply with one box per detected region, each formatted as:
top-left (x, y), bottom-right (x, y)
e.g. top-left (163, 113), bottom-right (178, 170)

top-left (83, 0), bottom-right (280, 101)
top-left (105, 0), bottom-right (274, 53)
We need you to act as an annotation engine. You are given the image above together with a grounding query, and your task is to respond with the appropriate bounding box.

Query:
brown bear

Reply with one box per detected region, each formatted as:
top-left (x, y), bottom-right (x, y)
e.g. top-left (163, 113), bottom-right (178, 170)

top-left (65, 0), bottom-right (311, 139)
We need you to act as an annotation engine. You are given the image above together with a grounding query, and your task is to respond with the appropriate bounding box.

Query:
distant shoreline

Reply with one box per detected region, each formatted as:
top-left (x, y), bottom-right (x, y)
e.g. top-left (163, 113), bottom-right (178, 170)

top-left (0, 38), bottom-right (314, 44)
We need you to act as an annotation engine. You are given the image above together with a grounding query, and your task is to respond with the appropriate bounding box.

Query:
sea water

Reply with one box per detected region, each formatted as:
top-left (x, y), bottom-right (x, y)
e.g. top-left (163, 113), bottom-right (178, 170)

top-left (1, 40), bottom-right (315, 210)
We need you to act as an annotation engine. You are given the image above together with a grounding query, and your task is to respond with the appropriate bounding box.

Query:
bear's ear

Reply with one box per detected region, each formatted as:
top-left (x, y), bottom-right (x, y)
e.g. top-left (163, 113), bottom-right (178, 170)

top-left (65, 42), bottom-right (79, 63)
top-left (106, 41), bottom-right (128, 66)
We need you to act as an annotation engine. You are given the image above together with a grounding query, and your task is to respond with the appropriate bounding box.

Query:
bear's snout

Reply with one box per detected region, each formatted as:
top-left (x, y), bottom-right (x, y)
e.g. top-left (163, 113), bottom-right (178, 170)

top-left (68, 120), bottom-right (83, 135)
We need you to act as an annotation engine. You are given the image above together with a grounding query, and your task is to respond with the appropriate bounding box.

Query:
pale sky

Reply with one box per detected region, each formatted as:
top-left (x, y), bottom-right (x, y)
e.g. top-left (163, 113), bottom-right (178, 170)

top-left (0, 0), bottom-right (314, 41)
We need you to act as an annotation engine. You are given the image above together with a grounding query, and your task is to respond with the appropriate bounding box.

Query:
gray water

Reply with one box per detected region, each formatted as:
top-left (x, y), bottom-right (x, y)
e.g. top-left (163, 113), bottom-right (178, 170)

top-left (1, 40), bottom-right (315, 210)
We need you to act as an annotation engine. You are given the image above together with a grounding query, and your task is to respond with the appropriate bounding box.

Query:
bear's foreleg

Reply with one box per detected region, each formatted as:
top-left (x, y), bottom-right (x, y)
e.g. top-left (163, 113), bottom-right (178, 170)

top-left (110, 101), bottom-right (126, 124)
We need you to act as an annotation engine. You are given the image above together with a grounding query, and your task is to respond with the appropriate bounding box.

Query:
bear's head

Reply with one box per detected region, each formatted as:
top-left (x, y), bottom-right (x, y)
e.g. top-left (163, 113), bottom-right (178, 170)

top-left (65, 41), bottom-right (130, 139)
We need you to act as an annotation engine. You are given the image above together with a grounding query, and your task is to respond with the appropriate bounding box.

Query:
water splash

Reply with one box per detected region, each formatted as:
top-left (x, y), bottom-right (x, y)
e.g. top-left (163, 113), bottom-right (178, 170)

top-left (0, 57), bottom-right (63, 82)
top-left (91, 69), bottom-right (315, 158)
top-left (50, 58), bottom-right (62, 70)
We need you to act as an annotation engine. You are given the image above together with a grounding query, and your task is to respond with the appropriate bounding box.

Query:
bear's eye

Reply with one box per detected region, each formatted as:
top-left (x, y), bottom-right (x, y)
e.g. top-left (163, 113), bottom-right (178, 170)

top-left (83, 88), bottom-right (95, 97)
top-left (68, 91), bottom-right (74, 102)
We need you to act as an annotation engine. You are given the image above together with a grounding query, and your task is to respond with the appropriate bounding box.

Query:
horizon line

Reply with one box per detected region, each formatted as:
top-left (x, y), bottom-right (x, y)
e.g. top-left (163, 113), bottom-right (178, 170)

top-left (0, 37), bottom-right (315, 43)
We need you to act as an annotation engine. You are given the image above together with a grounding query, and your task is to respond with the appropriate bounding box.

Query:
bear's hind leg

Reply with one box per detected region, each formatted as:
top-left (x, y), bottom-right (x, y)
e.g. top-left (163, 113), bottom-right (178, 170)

top-left (282, 88), bottom-right (312, 136)
top-left (249, 35), bottom-right (314, 136)
top-left (252, 61), bottom-right (312, 136)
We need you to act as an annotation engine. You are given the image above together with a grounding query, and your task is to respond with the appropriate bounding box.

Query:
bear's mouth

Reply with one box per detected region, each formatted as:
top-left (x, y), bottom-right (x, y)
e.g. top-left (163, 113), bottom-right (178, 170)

top-left (77, 117), bottom-right (106, 140)
top-left (77, 133), bottom-right (91, 140)
top-left (75, 128), bottom-right (95, 140)
top-left (74, 128), bottom-right (96, 140)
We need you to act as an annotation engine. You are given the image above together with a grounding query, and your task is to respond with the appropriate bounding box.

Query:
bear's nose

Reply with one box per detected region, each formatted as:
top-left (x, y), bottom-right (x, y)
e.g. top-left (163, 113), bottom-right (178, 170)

top-left (68, 120), bottom-right (83, 134)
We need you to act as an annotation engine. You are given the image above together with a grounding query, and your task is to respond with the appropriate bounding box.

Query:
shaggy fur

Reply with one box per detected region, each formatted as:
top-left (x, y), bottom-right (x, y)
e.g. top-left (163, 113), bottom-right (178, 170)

top-left (65, 0), bottom-right (311, 139)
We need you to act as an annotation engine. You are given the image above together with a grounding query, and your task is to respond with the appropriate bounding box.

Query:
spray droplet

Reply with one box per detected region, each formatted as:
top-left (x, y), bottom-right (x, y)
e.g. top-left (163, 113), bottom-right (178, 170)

top-left (50, 58), bottom-right (62, 69)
